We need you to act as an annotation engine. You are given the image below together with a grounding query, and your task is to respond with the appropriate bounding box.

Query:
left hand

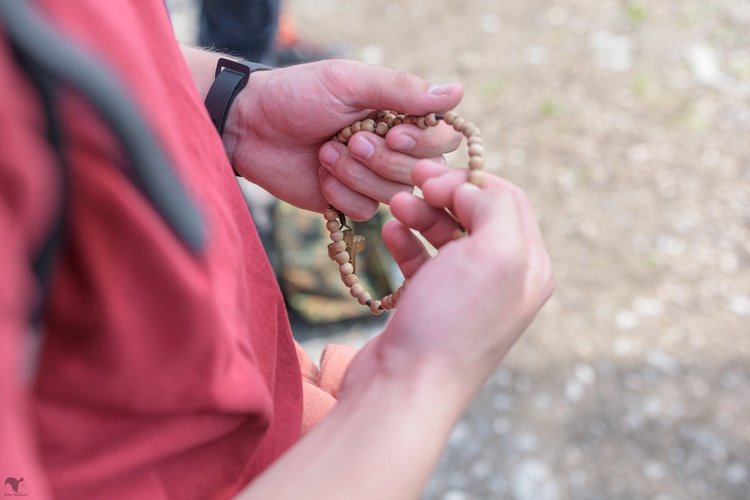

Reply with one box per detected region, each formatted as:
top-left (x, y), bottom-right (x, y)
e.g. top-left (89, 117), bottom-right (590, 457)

top-left (224, 59), bottom-right (464, 220)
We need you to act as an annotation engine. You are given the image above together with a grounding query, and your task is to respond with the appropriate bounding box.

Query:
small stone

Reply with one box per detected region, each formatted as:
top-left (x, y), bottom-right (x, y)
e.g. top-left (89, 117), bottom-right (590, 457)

top-left (615, 310), bottom-right (639, 331)
top-left (729, 295), bottom-right (750, 316)
top-left (588, 30), bottom-right (633, 73)
top-left (726, 463), bottom-right (748, 485)
top-left (511, 459), bottom-right (560, 500)
top-left (642, 461), bottom-right (666, 481)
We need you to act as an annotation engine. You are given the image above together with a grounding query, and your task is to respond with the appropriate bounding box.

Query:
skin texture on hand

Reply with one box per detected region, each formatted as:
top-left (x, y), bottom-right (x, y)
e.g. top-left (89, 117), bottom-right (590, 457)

top-left (237, 164), bottom-right (554, 500)
top-left (223, 59), bottom-right (464, 220)
top-left (343, 161), bottom-right (555, 397)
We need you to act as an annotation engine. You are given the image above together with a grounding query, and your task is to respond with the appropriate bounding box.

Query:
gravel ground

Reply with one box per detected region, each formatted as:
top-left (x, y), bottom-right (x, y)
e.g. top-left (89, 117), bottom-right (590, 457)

top-left (168, 1), bottom-right (750, 498)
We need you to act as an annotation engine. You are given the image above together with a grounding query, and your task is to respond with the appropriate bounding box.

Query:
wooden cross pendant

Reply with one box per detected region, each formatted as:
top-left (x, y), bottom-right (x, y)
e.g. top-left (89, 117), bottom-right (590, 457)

top-left (340, 229), bottom-right (366, 274)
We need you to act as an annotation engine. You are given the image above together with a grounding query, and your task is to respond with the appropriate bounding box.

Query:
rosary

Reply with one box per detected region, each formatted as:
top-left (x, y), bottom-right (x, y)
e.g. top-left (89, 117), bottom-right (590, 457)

top-left (323, 110), bottom-right (484, 314)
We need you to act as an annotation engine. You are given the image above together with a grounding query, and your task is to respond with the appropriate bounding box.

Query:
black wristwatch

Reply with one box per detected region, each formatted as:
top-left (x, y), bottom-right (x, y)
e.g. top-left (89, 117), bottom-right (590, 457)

top-left (204, 57), bottom-right (271, 137)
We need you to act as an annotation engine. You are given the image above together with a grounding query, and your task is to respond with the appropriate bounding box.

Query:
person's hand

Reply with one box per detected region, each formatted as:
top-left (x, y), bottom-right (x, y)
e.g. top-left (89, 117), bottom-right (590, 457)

top-left (341, 161), bottom-right (554, 403)
top-left (224, 59), bottom-right (464, 220)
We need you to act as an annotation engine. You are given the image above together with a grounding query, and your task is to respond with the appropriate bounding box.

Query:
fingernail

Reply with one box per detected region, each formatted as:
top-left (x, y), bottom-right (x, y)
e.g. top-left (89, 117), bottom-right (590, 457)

top-left (392, 133), bottom-right (416, 151)
top-left (320, 144), bottom-right (340, 168)
top-left (428, 83), bottom-right (456, 96)
top-left (350, 136), bottom-right (375, 159)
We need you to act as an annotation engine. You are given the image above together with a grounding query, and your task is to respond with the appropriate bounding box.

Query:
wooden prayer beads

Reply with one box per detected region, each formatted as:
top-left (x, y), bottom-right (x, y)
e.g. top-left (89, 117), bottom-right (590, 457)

top-left (325, 110), bottom-right (483, 314)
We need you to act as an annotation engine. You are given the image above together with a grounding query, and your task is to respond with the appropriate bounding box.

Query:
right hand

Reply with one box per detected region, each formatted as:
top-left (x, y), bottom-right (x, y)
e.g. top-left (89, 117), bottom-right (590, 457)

top-left (343, 160), bottom-right (554, 400)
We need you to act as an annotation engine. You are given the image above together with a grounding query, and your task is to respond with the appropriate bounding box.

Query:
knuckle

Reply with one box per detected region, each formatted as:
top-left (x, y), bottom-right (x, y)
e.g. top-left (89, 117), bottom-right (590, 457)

top-left (393, 70), bottom-right (423, 92)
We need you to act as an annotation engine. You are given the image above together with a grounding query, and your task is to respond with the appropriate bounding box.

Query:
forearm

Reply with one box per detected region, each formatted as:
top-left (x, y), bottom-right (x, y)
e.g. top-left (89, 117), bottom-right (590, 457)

top-left (236, 343), bottom-right (472, 500)
top-left (179, 45), bottom-right (227, 100)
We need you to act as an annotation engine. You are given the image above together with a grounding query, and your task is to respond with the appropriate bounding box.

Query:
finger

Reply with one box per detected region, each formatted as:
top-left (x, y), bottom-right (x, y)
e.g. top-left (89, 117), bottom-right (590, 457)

top-left (389, 191), bottom-right (462, 250)
top-left (318, 167), bottom-right (380, 221)
top-left (451, 183), bottom-right (554, 306)
top-left (450, 184), bottom-right (528, 289)
top-left (381, 219), bottom-right (432, 279)
top-left (417, 161), bottom-right (519, 217)
top-left (323, 60), bottom-right (464, 116)
top-left (385, 123), bottom-right (463, 158)
top-left (320, 140), bottom-right (414, 205)
top-left (347, 132), bottom-right (447, 186)
top-left (449, 180), bottom-right (554, 305)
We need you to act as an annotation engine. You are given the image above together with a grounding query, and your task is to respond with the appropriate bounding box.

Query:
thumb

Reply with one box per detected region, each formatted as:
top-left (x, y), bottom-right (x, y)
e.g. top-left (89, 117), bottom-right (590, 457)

top-left (326, 60), bottom-right (464, 115)
top-left (452, 183), bottom-right (525, 258)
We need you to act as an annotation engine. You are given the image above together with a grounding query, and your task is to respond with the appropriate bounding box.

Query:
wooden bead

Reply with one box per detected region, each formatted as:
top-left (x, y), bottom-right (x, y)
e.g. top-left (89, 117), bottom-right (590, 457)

top-left (468, 144), bottom-right (484, 157)
top-left (381, 295), bottom-right (393, 310)
top-left (361, 119), bottom-right (376, 132)
top-left (357, 291), bottom-right (372, 305)
top-left (469, 156), bottom-right (485, 170)
top-left (370, 300), bottom-right (384, 315)
top-left (468, 169), bottom-right (484, 186)
top-left (323, 208), bottom-right (339, 221)
top-left (328, 240), bottom-right (346, 253)
top-left (340, 263), bottom-right (354, 276)
top-left (330, 230), bottom-right (344, 242)
top-left (325, 110), bottom-right (484, 313)
top-left (342, 273), bottom-right (358, 287)
top-left (462, 122), bottom-right (477, 135)
top-left (350, 283), bottom-right (365, 297)
top-left (334, 251), bottom-right (350, 265)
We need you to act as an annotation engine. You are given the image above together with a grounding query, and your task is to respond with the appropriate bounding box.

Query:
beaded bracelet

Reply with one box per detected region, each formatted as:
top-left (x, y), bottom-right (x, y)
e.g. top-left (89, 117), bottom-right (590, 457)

top-left (324, 110), bottom-right (484, 314)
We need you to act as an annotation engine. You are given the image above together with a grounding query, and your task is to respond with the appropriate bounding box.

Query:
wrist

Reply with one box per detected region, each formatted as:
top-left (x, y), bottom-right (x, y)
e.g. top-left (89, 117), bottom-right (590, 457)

top-left (340, 336), bottom-right (476, 418)
top-left (203, 58), bottom-right (272, 172)
top-left (221, 75), bottom-right (257, 168)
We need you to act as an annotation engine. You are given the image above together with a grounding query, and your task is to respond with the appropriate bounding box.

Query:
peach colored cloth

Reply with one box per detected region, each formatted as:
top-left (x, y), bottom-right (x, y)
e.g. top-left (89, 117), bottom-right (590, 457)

top-left (295, 343), bottom-right (357, 435)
